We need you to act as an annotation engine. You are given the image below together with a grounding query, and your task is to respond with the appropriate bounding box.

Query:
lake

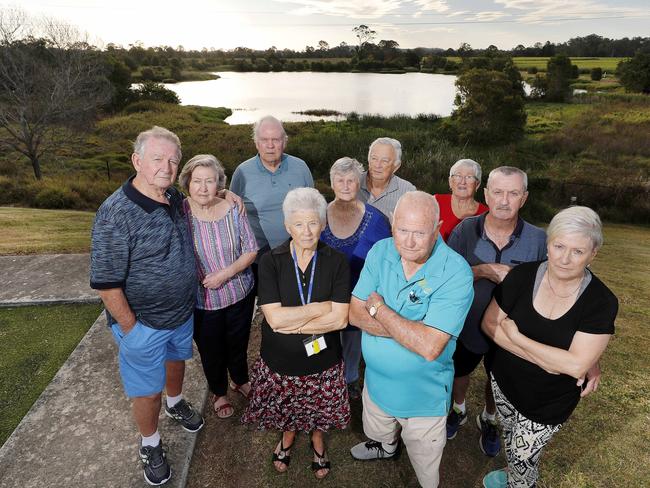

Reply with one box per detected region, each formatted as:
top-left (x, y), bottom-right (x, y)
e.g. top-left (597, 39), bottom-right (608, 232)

top-left (165, 72), bottom-right (458, 125)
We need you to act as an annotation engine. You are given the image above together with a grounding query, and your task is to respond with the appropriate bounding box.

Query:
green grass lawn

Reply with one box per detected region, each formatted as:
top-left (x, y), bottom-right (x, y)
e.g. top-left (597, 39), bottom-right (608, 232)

top-left (0, 207), bottom-right (95, 255)
top-left (513, 56), bottom-right (626, 71)
top-left (0, 303), bottom-right (103, 446)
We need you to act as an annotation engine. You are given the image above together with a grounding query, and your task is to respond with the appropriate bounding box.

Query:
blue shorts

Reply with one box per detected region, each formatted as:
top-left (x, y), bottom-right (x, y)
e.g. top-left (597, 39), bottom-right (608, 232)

top-left (110, 315), bottom-right (193, 398)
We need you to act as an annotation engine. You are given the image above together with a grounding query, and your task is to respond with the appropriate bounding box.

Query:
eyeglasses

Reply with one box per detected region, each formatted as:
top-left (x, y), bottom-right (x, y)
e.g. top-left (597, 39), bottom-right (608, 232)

top-left (450, 174), bottom-right (478, 183)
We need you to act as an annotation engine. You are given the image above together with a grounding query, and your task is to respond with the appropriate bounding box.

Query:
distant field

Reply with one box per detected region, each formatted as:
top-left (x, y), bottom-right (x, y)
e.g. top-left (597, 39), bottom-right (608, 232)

top-left (444, 56), bottom-right (626, 71)
top-left (513, 56), bottom-right (627, 71)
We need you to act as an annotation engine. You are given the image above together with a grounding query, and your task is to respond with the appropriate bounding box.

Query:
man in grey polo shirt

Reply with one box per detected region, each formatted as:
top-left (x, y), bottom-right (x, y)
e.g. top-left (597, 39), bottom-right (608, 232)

top-left (230, 115), bottom-right (313, 263)
top-left (358, 137), bottom-right (416, 221)
top-left (90, 126), bottom-right (203, 486)
top-left (445, 166), bottom-right (546, 458)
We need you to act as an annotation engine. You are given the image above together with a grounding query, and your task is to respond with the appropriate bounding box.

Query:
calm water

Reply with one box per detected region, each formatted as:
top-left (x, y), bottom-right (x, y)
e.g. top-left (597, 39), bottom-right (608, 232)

top-left (165, 72), bottom-right (458, 125)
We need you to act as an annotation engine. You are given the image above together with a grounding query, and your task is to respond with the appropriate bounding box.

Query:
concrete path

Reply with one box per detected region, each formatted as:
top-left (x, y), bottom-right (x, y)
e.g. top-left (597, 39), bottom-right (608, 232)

top-left (0, 254), bottom-right (99, 306)
top-left (0, 254), bottom-right (208, 488)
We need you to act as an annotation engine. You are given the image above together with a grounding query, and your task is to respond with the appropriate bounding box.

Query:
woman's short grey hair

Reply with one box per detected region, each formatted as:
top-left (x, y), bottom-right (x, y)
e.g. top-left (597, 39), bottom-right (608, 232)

top-left (449, 158), bottom-right (482, 184)
top-left (178, 154), bottom-right (227, 193)
top-left (282, 187), bottom-right (327, 224)
top-left (252, 115), bottom-right (288, 143)
top-left (368, 137), bottom-right (402, 167)
top-left (547, 206), bottom-right (603, 251)
top-left (486, 166), bottom-right (528, 192)
top-left (133, 126), bottom-right (182, 160)
top-left (330, 157), bottom-right (364, 186)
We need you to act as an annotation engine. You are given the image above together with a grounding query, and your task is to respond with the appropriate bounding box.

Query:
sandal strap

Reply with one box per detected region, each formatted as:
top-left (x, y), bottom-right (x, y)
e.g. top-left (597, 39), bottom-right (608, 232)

top-left (311, 444), bottom-right (331, 471)
top-left (272, 439), bottom-right (293, 466)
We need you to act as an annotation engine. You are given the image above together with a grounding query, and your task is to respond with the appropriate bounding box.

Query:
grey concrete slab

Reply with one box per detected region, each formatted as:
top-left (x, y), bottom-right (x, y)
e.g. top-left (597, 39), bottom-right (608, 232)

top-left (0, 254), bottom-right (100, 307)
top-left (0, 313), bottom-right (208, 488)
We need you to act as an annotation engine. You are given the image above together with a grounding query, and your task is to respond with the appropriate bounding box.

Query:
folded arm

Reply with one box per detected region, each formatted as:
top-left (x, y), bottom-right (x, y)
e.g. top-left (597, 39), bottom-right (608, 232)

top-left (261, 301), bottom-right (332, 332)
top-left (482, 298), bottom-right (611, 379)
top-left (349, 296), bottom-right (391, 337)
top-left (278, 302), bottom-right (350, 334)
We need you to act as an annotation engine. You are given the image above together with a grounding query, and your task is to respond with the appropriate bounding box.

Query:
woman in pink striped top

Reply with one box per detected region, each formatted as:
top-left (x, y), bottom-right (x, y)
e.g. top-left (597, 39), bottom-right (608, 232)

top-left (180, 155), bottom-right (258, 418)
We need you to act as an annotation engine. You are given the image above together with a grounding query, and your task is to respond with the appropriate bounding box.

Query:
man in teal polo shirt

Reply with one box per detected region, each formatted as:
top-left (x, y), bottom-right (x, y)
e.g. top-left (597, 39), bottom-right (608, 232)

top-left (349, 191), bottom-right (473, 488)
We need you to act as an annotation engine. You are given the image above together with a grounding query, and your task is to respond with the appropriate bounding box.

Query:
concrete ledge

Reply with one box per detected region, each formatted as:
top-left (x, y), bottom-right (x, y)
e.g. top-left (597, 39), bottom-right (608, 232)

top-left (0, 313), bottom-right (208, 488)
top-left (0, 254), bottom-right (98, 307)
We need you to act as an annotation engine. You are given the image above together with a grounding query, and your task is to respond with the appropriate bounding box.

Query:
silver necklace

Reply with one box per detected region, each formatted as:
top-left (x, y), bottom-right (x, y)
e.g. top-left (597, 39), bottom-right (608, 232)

top-left (546, 271), bottom-right (583, 299)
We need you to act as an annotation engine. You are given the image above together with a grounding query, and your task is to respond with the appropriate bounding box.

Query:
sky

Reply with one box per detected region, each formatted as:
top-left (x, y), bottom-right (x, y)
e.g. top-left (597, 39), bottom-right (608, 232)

top-left (9, 0), bottom-right (650, 51)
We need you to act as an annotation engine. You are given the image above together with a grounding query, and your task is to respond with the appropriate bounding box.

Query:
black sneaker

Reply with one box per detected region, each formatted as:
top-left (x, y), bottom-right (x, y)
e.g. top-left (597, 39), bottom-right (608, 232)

top-left (446, 406), bottom-right (468, 440)
top-left (350, 440), bottom-right (399, 460)
top-left (165, 398), bottom-right (204, 433)
top-left (139, 442), bottom-right (171, 486)
top-left (476, 414), bottom-right (501, 457)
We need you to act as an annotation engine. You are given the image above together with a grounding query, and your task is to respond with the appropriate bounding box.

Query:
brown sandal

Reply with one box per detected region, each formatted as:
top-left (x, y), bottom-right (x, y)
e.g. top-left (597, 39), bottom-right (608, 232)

top-left (212, 395), bottom-right (234, 419)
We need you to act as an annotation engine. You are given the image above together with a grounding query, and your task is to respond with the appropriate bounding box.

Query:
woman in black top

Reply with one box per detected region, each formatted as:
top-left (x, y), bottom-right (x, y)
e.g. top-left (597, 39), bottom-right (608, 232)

top-left (242, 187), bottom-right (351, 480)
top-left (480, 206), bottom-right (618, 488)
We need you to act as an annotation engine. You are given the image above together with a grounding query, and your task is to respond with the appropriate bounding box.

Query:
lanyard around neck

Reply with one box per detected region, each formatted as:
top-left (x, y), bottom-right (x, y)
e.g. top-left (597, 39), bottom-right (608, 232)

top-left (291, 243), bottom-right (317, 305)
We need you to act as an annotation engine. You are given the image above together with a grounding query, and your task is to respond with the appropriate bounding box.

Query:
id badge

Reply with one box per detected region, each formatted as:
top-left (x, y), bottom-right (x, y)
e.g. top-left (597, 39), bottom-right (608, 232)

top-left (303, 335), bottom-right (327, 357)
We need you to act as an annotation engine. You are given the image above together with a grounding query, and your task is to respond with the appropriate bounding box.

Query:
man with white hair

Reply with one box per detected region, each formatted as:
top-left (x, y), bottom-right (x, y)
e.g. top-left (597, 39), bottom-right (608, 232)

top-left (445, 166), bottom-right (547, 458)
top-left (91, 126), bottom-right (204, 486)
top-left (358, 137), bottom-right (416, 221)
top-left (349, 191), bottom-right (474, 488)
top-left (230, 115), bottom-right (313, 269)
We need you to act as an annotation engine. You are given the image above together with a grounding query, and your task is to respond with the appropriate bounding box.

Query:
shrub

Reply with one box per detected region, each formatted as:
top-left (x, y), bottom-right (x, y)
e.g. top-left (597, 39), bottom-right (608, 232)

top-left (131, 82), bottom-right (181, 104)
top-left (617, 52), bottom-right (650, 93)
top-left (452, 68), bottom-right (527, 144)
top-left (590, 67), bottom-right (603, 81)
top-left (31, 186), bottom-right (79, 209)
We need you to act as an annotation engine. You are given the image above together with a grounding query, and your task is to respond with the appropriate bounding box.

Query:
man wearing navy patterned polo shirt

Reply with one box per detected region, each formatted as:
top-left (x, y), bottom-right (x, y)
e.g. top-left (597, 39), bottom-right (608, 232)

top-left (90, 126), bottom-right (203, 486)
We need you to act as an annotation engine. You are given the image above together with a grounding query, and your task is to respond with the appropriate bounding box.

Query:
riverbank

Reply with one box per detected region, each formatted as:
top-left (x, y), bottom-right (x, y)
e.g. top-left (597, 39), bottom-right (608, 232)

top-left (1, 93), bottom-right (648, 223)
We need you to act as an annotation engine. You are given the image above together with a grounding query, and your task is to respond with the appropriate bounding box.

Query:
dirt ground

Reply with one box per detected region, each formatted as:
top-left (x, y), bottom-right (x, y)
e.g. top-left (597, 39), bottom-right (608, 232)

top-left (185, 311), bottom-right (500, 488)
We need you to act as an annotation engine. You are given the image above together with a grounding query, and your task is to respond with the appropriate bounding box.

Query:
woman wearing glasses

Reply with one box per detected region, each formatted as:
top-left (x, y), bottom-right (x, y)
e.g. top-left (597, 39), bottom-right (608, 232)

top-left (434, 159), bottom-right (488, 241)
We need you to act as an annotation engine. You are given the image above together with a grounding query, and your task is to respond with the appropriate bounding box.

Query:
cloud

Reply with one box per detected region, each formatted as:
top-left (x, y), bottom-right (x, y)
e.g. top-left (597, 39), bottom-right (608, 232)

top-left (494, 0), bottom-right (647, 23)
top-left (276, 0), bottom-right (403, 18)
top-left (412, 0), bottom-right (449, 13)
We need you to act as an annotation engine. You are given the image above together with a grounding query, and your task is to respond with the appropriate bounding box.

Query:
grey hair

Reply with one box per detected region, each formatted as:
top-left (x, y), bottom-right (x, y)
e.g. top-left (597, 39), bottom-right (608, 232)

top-left (449, 158), bottom-right (482, 184)
top-left (282, 187), bottom-right (327, 224)
top-left (487, 166), bottom-right (528, 192)
top-left (178, 154), bottom-right (227, 193)
top-left (393, 191), bottom-right (440, 227)
top-left (252, 115), bottom-right (288, 143)
top-left (133, 126), bottom-right (182, 160)
top-left (330, 157), bottom-right (364, 186)
top-left (368, 137), bottom-right (402, 167)
top-left (547, 206), bottom-right (603, 251)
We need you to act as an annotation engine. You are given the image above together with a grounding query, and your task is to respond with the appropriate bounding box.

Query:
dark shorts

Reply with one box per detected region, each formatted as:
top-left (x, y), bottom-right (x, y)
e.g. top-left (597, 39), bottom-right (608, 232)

top-left (453, 341), bottom-right (490, 378)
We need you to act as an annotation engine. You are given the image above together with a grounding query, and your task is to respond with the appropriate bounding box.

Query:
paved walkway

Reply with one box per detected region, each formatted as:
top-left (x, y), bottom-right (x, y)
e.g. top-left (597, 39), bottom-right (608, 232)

top-left (0, 254), bottom-right (99, 306)
top-left (0, 254), bottom-right (208, 488)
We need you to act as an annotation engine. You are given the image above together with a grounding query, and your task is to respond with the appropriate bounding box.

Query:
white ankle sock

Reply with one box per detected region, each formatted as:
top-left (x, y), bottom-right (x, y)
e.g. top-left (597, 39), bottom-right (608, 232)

top-left (453, 400), bottom-right (466, 414)
top-left (482, 407), bottom-right (496, 423)
top-left (141, 431), bottom-right (161, 448)
top-left (166, 394), bottom-right (182, 408)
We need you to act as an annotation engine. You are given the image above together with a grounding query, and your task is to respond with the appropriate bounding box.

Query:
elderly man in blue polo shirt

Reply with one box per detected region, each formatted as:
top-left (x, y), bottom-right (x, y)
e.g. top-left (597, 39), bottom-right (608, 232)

top-left (349, 191), bottom-right (474, 488)
top-left (90, 126), bottom-right (203, 486)
top-left (230, 115), bottom-right (313, 264)
top-left (445, 166), bottom-right (547, 459)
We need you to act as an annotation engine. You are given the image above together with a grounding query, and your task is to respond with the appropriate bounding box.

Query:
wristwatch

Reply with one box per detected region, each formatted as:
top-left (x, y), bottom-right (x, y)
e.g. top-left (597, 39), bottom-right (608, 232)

top-left (369, 302), bottom-right (384, 318)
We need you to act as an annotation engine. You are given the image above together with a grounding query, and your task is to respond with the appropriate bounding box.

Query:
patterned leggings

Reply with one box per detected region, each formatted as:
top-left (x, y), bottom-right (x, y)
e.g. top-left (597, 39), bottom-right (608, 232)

top-left (491, 376), bottom-right (562, 488)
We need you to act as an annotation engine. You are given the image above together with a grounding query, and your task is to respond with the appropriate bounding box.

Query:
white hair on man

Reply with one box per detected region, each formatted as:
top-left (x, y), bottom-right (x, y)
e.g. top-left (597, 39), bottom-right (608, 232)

top-left (252, 115), bottom-right (288, 143)
top-left (368, 137), bottom-right (402, 168)
top-left (393, 191), bottom-right (440, 228)
top-left (133, 126), bottom-right (182, 160)
top-left (486, 166), bottom-right (528, 191)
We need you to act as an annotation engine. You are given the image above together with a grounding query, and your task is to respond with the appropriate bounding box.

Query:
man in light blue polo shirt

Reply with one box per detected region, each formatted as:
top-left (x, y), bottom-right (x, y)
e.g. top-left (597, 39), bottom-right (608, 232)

top-left (230, 115), bottom-right (313, 263)
top-left (349, 191), bottom-right (473, 488)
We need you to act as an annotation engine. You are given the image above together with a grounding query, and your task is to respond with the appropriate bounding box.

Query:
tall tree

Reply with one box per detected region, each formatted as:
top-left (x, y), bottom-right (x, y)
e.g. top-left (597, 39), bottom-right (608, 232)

top-left (0, 9), bottom-right (110, 179)
top-left (353, 24), bottom-right (376, 58)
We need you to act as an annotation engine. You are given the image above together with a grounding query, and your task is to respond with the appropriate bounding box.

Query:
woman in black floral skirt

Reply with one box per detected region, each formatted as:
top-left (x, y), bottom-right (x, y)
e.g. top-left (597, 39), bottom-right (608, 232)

top-left (242, 187), bottom-right (351, 480)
